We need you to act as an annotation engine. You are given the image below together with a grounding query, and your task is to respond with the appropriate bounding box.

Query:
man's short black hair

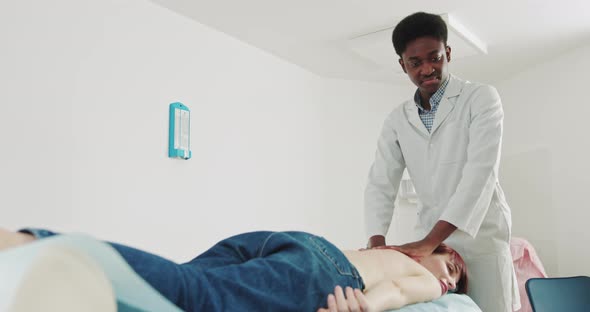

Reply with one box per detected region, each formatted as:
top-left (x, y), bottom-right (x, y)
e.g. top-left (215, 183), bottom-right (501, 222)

top-left (392, 12), bottom-right (448, 57)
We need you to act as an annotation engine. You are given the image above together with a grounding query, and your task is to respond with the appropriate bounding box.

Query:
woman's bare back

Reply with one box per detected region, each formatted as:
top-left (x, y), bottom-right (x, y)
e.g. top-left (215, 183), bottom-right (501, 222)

top-left (343, 249), bottom-right (436, 291)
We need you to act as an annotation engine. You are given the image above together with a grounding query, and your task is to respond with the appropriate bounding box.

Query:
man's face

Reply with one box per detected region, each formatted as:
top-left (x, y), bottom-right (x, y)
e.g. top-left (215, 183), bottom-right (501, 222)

top-left (399, 37), bottom-right (451, 96)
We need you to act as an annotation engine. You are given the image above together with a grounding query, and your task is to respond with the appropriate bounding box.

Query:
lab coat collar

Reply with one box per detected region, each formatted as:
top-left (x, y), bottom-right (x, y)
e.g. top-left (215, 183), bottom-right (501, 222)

top-left (441, 74), bottom-right (463, 99)
top-left (404, 75), bottom-right (464, 136)
top-left (430, 75), bottom-right (463, 134)
top-left (405, 102), bottom-right (430, 137)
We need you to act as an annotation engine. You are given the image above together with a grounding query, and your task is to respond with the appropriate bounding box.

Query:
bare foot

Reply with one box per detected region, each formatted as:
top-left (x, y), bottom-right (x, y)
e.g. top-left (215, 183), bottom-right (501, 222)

top-left (0, 228), bottom-right (36, 251)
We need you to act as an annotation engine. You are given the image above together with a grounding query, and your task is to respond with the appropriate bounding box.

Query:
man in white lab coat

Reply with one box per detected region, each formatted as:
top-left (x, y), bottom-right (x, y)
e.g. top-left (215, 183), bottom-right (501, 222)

top-left (364, 12), bottom-right (520, 312)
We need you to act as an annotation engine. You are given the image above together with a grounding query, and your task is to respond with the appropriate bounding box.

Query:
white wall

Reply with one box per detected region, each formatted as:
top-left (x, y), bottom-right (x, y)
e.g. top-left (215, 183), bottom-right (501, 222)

top-left (4, 0), bottom-right (586, 279)
top-left (319, 79), bottom-right (413, 248)
top-left (496, 42), bottom-right (590, 277)
top-left (0, 0), bottom-right (411, 261)
top-left (0, 0), bottom-right (332, 261)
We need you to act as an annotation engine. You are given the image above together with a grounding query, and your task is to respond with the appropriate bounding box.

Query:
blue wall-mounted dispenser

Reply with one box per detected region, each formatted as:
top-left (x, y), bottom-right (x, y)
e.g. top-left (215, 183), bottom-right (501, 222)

top-left (168, 102), bottom-right (191, 160)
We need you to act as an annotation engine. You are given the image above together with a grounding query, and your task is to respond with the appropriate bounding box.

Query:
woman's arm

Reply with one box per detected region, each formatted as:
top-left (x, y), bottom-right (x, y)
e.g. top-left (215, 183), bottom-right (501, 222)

top-left (317, 275), bottom-right (441, 312)
top-left (363, 275), bottom-right (441, 311)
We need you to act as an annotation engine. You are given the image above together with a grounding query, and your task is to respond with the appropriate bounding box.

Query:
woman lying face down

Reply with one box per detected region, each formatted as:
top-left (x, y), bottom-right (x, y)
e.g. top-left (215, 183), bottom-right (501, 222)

top-left (323, 243), bottom-right (468, 311)
top-left (0, 228), bottom-right (467, 312)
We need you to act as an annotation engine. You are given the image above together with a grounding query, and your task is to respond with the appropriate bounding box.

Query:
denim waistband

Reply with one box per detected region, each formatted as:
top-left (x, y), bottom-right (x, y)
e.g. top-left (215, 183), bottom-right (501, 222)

top-left (303, 233), bottom-right (365, 291)
top-left (349, 262), bottom-right (366, 290)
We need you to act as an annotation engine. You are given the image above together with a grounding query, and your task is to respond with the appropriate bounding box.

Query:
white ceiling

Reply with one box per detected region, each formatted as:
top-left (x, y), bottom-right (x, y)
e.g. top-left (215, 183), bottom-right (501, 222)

top-left (151, 0), bottom-right (590, 85)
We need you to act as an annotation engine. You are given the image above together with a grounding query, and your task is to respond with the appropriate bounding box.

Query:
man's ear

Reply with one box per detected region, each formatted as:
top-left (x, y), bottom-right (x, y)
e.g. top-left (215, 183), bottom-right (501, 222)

top-left (445, 45), bottom-right (452, 62)
top-left (398, 58), bottom-right (407, 73)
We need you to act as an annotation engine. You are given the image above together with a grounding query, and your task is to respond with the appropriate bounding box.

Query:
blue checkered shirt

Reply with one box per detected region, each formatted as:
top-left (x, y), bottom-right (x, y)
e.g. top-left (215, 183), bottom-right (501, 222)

top-left (414, 77), bottom-right (450, 132)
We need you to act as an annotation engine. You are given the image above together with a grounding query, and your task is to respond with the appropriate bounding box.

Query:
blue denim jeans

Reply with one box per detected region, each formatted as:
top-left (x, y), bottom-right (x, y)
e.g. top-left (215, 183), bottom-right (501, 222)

top-left (21, 229), bottom-right (365, 312)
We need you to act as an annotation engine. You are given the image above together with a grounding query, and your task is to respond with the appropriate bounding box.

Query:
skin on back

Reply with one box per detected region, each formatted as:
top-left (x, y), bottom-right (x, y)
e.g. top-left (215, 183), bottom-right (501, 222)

top-left (342, 249), bottom-right (443, 310)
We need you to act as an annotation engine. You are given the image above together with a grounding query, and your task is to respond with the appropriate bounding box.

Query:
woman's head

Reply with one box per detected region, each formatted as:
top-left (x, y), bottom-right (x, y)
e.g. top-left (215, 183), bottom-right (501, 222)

top-left (419, 243), bottom-right (468, 294)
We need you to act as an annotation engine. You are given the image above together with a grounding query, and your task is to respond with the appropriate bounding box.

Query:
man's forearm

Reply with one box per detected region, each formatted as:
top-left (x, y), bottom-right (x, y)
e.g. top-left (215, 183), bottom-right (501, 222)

top-left (423, 220), bottom-right (457, 247)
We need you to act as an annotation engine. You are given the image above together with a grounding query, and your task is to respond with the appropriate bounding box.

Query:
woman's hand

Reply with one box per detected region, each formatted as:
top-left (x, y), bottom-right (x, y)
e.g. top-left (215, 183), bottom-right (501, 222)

top-left (317, 286), bottom-right (372, 312)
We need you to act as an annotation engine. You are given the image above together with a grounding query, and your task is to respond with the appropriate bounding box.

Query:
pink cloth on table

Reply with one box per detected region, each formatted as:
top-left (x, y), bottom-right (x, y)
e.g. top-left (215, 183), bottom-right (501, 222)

top-left (510, 237), bottom-right (548, 312)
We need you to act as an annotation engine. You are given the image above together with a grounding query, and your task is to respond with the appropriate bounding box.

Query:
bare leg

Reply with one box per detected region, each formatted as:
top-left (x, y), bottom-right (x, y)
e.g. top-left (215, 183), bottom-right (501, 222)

top-left (0, 228), bottom-right (36, 251)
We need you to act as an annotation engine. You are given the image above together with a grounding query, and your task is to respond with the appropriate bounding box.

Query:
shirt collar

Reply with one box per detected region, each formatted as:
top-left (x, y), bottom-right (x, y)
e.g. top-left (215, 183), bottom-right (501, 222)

top-left (414, 75), bottom-right (450, 112)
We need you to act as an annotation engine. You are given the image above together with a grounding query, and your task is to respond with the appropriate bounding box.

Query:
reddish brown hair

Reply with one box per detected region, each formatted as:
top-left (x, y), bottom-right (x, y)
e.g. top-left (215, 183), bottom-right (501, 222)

top-left (433, 243), bottom-right (468, 294)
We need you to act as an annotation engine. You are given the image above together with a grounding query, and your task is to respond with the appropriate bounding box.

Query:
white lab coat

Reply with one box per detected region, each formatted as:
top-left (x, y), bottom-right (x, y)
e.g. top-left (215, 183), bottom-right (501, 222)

top-left (364, 75), bottom-right (520, 312)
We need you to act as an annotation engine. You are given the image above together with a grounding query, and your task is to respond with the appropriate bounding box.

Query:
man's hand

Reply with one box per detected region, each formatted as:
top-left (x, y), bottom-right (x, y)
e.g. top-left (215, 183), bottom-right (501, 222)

top-left (372, 245), bottom-right (423, 261)
top-left (396, 239), bottom-right (436, 259)
top-left (366, 235), bottom-right (386, 249)
top-left (317, 286), bottom-right (372, 312)
top-left (398, 220), bottom-right (458, 259)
